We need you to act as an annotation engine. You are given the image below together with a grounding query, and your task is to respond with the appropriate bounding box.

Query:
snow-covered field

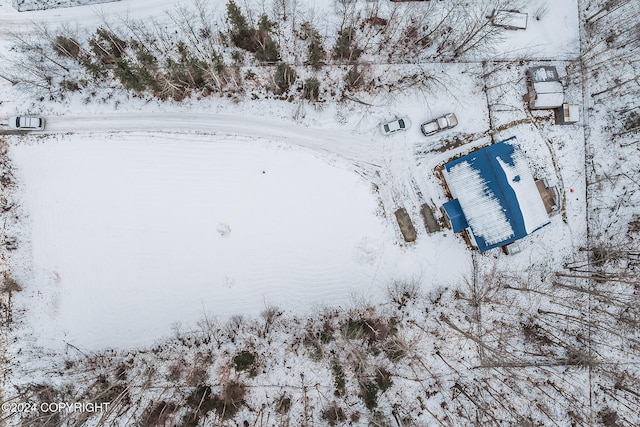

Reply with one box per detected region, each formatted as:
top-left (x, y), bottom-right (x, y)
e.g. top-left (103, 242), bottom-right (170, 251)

top-left (11, 133), bottom-right (391, 351)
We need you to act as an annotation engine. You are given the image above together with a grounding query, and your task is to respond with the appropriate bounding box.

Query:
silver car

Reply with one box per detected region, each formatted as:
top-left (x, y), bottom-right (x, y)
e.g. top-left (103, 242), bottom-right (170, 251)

top-left (420, 113), bottom-right (457, 136)
top-left (380, 117), bottom-right (411, 135)
top-left (8, 116), bottom-right (45, 131)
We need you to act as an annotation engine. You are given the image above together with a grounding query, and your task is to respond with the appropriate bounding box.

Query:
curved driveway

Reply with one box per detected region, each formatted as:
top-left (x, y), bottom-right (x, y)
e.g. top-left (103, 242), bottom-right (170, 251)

top-left (41, 112), bottom-right (385, 175)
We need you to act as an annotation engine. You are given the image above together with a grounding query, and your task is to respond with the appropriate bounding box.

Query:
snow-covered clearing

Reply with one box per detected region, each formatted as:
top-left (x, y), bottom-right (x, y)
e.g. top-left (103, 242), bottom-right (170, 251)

top-left (493, 0), bottom-right (579, 60)
top-left (0, 0), bottom-right (178, 33)
top-left (10, 133), bottom-right (390, 351)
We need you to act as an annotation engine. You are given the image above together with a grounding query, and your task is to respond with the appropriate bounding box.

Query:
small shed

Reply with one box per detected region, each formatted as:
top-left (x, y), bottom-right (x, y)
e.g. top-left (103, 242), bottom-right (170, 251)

top-left (502, 242), bottom-right (523, 255)
top-left (525, 66), bottom-right (564, 110)
top-left (492, 10), bottom-right (528, 30)
top-left (555, 103), bottom-right (580, 124)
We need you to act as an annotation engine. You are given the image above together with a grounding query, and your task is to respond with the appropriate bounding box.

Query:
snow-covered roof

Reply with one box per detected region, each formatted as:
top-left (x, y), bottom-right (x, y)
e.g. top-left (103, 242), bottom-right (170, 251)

top-left (529, 66), bottom-right (559, 83)
top-left (561, 103), bottom-right (580, 122)
top-left (534, 81), bottom-right (563, 94)
top-left (532, 81), bottom-right (564, 108)
top-left (446, 161), bottom-right (514, 245)
top-left (533, 92), bottom-right (564, 108)
top-left (443, 137), bottom-right (550, 252)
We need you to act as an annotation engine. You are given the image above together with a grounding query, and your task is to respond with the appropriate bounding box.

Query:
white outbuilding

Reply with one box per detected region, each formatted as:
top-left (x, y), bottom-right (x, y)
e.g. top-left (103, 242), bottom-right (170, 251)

top-left (525, 66), bottom-right (564, 110)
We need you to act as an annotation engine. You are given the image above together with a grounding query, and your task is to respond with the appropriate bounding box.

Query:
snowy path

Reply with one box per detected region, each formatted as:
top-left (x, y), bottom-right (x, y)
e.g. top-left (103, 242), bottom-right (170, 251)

top-left (0, 0), bottom-right (177, 34)
top-left (40, 112), bottom-right (385, 173)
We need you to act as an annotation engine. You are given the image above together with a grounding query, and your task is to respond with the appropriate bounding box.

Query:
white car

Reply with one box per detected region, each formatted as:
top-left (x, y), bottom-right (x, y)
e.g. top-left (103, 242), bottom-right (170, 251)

top-left (380, 117), bottom-right (411, 135)
top-left (420, 113), bottom-right (457, 136)
top-left (8, 116), bottom-right (45, 131)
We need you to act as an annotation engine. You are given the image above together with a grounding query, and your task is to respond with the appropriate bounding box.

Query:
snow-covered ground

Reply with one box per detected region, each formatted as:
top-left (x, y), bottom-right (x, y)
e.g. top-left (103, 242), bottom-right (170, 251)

top-left (5, 68), bottom-right (585, 357)
top-left (8, 113), bottom-right (479, 355)
top-left (3, 0), bottom-right (633, 425)
top-left (493, 0), bottom-right (579, 60)
top-left (10, 132), bottom-right (388, 351)
top-left (0, 0), bottom-right (176, 33)
top-left (1, 0), bottom-right (584, 361)
top-left (11, 0), bottom-right (118, 12)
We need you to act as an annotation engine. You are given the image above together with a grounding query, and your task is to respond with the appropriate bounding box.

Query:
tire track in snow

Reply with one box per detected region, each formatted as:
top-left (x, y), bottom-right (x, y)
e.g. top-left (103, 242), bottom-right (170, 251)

top-left (41, 112), bottom-right (384, 178)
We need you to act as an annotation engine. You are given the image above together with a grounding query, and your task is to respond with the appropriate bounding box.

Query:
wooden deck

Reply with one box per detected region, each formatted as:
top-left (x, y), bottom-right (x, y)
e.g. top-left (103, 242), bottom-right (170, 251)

top-left (535, 179), bottom-right (557, 214)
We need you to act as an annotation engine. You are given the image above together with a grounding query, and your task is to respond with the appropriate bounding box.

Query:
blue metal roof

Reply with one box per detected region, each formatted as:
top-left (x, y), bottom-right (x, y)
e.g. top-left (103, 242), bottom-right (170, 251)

top-left (444, 137), bottom-right (549, 252)
top-left (443, 199), bottom-right (468, 232)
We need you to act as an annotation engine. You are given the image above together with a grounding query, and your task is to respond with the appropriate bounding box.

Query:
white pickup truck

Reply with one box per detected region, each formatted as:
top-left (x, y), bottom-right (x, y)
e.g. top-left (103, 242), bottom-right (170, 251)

top-left (420, 113), bottom-right (457, 136)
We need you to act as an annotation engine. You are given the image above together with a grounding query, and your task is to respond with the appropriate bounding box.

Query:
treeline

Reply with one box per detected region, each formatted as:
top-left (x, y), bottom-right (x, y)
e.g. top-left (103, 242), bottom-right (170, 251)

top-left (3, 0), bottom-right (513, 102)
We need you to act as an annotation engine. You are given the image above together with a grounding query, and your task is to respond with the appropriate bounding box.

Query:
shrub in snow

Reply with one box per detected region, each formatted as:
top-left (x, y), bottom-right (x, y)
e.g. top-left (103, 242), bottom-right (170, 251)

top-left (381, 336), bottom-right (408, 362)
top-left (333, 26), bottom-right (362, 62)
top-left (90, 27), bottom-right (127, 61)
top-left (342, 314), bottom-right (397, 346)
top-left (303, 77), bottom-right (320, 101)
top-left (226, 0), bottom-right (252, 49)
top-left (358, 380), bottom-right (378, 411)
top-left (259, 305), bottom-right (282, 338)
top-left (623, 110), bottom-right (640, 132)
top-left (274, 393), bottom-right (292, 414)
top-left (233, 350), bottom-right (257, 375)
top-left (166, 360), bottom-right (185, 382)
top-left (185, 384), bottom-right (216, 422)
top-left (1, 273), bottom-right (22, 293)
top-left (213, 380), bottom-right (247, 419)
top-left (53, 35), bottom-right (83, 59)
top-left (114, 59), bottom-right (146, 92)
top-left (273, 62), bottom-right (297, 94)
top-left (330, 358), bottom-right (347, 396)
top-left (598, 408), bottom-right (621, 427)
top-left (226, 1), bottom-right (280, 62)
top-left (344, 65), bottom-right (363, 91)
top-left (387, 280), bottom-right (420, 311)
top-left (138, 401), bottom-right (179, 427)
top-left (254, 15), bottom-right (280, 63)
top-left (303, 324), bottom-right (331, 360)
top-left (321, 401), bottom-right (347, 425)
top-left (185, 365), bottom-right (208, 387)
top-left (301, 22), bottom-right (326, 70)
top-left (375, 366), bottom-right (393, 392)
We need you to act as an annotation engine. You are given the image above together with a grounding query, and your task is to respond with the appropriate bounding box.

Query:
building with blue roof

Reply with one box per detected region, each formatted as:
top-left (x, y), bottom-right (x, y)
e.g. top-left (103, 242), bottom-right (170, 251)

top-left (442, 137), bottom-right (550, 252)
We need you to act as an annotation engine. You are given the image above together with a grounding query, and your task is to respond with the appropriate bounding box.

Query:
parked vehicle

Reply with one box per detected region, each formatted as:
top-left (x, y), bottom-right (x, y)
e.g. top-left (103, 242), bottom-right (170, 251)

top-left (8, 116), bottom-right (45, 131)
top-left (420, 113), bottom-right (458, 136)
top-left (380, 117), bottom-right (411, 135)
